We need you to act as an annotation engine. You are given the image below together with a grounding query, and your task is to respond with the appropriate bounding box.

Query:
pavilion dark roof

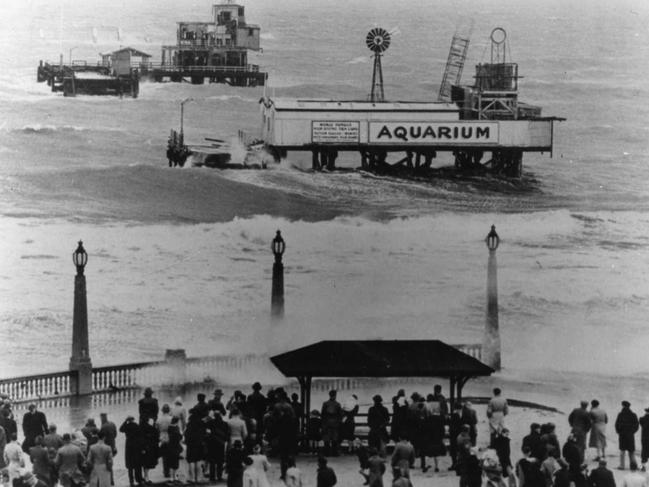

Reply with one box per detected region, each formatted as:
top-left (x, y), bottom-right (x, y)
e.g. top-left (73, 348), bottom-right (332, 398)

top-left (270, 340), bottom-right (494, 378)
top-left (110, 47), bottom-right (152, 58)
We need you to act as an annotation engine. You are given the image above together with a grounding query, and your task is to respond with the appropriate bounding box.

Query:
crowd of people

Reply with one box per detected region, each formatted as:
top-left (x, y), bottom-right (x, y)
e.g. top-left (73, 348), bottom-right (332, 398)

top-left (1, 384), bottom-right (649, 487)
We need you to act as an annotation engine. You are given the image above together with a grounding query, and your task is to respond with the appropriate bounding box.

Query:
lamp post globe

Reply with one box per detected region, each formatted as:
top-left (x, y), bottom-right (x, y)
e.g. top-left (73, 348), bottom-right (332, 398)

top-left (272, 230), bottom-right (285, 263)
top-left (72, 240), bottom-right (88, 275)
top-left (486, 225), bottom-right (500, 252)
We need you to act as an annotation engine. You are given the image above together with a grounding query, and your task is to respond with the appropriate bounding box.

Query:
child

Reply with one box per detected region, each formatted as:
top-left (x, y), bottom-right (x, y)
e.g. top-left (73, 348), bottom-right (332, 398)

top-left (306, 410), bottom-right (322, 455)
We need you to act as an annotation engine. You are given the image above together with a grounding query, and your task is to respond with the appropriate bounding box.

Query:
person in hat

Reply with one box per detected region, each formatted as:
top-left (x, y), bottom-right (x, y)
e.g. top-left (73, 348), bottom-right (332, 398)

top-left (615, 400), bottom-right (639, 469)
top-left (138, 387), bottom-right (159, 425)
top-left (170, 397), bottom-right (187, 431)
top-left (54, 433), bottom-right (86, 487)
top-left (522, 423), bottom-right (545, 461)
top-left (589, 400), bottom-right (608, 462)
top-left (391, 434), bottom-right (415, 481)
top-left (320, 390), bottom-right (343, 456)
top-left (568, 401), bottom-right (592, 463)
top-left (22, 404), bottom-right (48, 453)
top-left (88, 430), bottom-right (113, 487)
top-left (119, 416), bottom-right (144, 487)
top-left (246, 383), bottom-right (267, 444)
top-left (191, 393), bottom-right (210, 420)
top-left (368, 395), bottom-right (390, 457)
top-left (588, 459), bottom-right (615, 487)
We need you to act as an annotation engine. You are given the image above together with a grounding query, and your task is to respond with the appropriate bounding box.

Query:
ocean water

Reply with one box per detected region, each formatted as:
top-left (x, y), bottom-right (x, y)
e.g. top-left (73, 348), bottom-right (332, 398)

top-left (0, 0), bottom-right (648, 380)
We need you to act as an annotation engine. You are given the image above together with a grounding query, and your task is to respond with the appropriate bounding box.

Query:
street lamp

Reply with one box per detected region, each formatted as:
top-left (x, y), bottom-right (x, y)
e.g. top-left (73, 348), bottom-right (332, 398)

top-left (483, 224), bottom-right (501, 370)
top-left (72, 240), bottom-right (88, 276)
top-left (272, 230), bottom-right (286, 263)
top-left (485, 224), bottom-right (500, 252)
top-left (180, 97), bottom-right (194, 139)
top-left (69, 46), bottom-right (78, 65)
top-left (271, 230), bottom-right (285, 319)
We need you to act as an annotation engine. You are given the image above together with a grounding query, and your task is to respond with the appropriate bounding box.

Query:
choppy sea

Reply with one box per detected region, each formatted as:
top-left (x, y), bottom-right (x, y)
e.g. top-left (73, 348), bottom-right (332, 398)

top-left (0, 0), bottom-right (648, 380)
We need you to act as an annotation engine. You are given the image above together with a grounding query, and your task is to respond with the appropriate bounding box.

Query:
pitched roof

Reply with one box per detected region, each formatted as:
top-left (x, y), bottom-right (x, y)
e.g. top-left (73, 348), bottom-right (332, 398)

top-left (270, 340), bottom-right (493, 378)
top-left (110, 47), bottom-right (152, 58)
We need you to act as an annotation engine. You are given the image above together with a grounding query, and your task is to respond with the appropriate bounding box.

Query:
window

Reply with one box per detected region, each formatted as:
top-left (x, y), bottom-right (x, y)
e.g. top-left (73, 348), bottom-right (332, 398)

top-left (238, 7), bottom-right (244, 16)
top-left (249, 28), bottom-right (254, 36)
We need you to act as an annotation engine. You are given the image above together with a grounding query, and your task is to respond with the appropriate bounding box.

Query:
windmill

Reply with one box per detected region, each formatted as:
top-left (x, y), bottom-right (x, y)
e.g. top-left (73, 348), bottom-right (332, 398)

top-left (366, 27), bottom-right (391, 102)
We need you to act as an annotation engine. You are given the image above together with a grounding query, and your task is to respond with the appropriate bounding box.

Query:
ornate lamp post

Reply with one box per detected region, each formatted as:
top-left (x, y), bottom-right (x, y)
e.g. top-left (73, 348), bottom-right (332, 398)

top-left (69, 240), bottom-right (93, 395)
top-left (271, 230), bottom-right (285, 319)
top-left (482, 225), bottom-right (501, 370)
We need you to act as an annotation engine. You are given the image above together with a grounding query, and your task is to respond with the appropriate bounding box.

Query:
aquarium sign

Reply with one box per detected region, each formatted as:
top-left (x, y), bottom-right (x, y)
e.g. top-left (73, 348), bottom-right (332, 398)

top-left (312, 121), bottom-right (360, 143)
top-left (369, 122), bottom-right (499, 144)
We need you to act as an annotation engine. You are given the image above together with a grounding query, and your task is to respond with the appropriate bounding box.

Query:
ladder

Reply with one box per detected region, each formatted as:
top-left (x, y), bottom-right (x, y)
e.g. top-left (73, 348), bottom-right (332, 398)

top-left (437, 34), bottom-right (470, 102)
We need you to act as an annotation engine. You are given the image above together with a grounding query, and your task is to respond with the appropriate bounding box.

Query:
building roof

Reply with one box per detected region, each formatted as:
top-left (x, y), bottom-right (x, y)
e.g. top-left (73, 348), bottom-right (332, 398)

top-left (261, 98), bottom-right (459, 112)
top-left (270, 340), bottom-right (494, 378)
top-left (109, 47), bottom-right (152, 58)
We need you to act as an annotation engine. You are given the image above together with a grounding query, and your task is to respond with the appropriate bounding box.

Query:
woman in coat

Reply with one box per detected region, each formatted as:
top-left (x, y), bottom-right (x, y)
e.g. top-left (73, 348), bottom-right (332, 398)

top-left (184, 412), bottom-right (206, 484)
top-left (88, 431), bottom-right (113, 487)
top-left (140, 418), bottom-right (159, 483)
top-left (588, 400), bottom-right (608, 461)
top-left (119, 416), bottom-right (143, 487)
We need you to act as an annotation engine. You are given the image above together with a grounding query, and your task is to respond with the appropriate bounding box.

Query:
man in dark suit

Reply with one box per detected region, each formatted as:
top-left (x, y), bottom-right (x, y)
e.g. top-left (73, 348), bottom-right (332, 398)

top-left (22, 404), bottom-right (48, 453)
top-left (588, 459), bottom-right (616, 487)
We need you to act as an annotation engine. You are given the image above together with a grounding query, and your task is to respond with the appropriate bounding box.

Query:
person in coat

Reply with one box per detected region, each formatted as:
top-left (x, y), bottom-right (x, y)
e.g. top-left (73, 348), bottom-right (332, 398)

top-left (138, 388), bottom-right (159, 425)
top-left (225, 440), bottom-right (245, 487)
top-left (615, 401), bottom-right (639, 470)
top-left (408, 396), bottom-right (431, 472)
top-left (316, 456), bottom-right (337, 487)
top-left (87, 431), bottom-right (113, 487)
top-left (640, 407), bottom-right (649, 471)
top-left (98, 414), bottom-right (117, 457)
top-left (341, 394), bottom-right (359, 449)
top-left (492, 428), bottom-right (513, 480)
top-left (368, 395), bottom-right (390, 457)
top-left (140, 417), bottom-right (159, 483)
top-left (29, 436), bottom-right (52, 487)
top-left (164, 417), bottom-right (183, 484)
top-left (487, 388), bottom-right (509, 447)
top-left (589, 400), bottom-right (608, 461)
top-left (391, 436), bottom-right (415, 480)
top-left (4, 432), bottom-right (25, 487)
top-left (205, 411), bottom-right (229, 482)
top-left (29, 436), bottom-right (53, 487)
top-left (588, 459), bottom-right (616, 487)
top-left (184, 412), bottom-right (206, 484)
top-left (320, 391), bottom-right (343, 457)
top-left (461, 401), bottom-right (478, 446)
top-left (568, 400), bottom-right (592, 463)
top-left (366, 448), bottom-right (386, 487)
top-left (119, 416), bottom-right (143, 487)
top-left (55, 434), bottom-right (86, 487)
top-left (391, 390), bottom-right (408, 443)
top-left (22, 404), bottom-right (48, 453)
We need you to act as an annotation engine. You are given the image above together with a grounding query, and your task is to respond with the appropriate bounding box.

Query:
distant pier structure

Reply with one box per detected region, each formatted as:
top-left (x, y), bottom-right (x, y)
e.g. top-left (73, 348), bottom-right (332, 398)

top-left (144, 1), bottom-right (266, 86)
top-left (259, 28), bottom-right (563, 178)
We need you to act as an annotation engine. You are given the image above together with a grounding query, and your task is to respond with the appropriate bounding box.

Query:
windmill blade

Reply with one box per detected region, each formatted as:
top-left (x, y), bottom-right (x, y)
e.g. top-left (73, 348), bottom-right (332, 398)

top-left (388, 26), bottom-right (401, 37)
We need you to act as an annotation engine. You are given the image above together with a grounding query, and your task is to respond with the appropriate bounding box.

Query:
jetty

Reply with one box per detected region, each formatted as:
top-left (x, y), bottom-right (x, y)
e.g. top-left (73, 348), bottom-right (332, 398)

top-left (143, 1), bottom-right (266, 86)
top-left (36, 47), bottom-right (146, 98)
top-left (255, 28), bottom-right (564, 178)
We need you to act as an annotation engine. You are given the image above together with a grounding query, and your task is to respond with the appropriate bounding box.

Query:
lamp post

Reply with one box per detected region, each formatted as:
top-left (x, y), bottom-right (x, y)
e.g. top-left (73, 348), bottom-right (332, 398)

top-left (482, 225), bottom-right (501, 370)
top-left (271, 230), bottom-right (285, 320)
top-left (180, 97), bottom-right (194, 142)
top-left (69, 46), bottom-right (78, 65)
top-left (69, 240), bottom-right (93, 395)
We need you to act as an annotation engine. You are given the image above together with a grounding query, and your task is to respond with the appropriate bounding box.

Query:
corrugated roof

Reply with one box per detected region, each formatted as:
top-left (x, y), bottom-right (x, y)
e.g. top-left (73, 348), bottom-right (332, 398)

top-left (263, 98), bottom-right (458, 112)
top-left (270, 340), bottom-right (493, 378)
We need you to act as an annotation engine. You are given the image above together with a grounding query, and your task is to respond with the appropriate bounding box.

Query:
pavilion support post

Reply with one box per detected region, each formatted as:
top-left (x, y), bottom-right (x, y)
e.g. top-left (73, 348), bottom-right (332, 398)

top-left (449, 377), bottom-right (456, 409)
top-left (297, 376), bottom-right (312, 438)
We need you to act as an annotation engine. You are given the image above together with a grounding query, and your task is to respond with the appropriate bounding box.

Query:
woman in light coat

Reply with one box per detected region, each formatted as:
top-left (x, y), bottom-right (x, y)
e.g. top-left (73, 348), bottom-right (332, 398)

top-left (589, 399), bottom-right (607, 460)
top-left (88, 431), bottom-right (113, 487)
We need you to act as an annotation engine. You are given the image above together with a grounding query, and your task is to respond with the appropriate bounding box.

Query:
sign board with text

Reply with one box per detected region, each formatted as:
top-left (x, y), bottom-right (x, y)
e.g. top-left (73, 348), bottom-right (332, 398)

top-left (312, 121), bottom-right (360, 143)
top-left (368, 122), bottom-right (499, 144)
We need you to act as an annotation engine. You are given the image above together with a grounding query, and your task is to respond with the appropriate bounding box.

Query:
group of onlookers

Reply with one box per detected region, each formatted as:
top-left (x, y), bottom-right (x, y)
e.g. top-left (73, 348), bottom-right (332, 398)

top-left (5, 385), bottom-right (649, 487)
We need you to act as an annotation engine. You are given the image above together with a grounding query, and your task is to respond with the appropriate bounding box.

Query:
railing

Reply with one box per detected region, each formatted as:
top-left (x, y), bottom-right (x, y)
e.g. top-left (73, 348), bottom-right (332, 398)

top-left (147, 63), bottom-right (260, 73)
top-left (1, 344), bottom-right (482, 404)
top-left (0, 371), bottom-right (74, 402)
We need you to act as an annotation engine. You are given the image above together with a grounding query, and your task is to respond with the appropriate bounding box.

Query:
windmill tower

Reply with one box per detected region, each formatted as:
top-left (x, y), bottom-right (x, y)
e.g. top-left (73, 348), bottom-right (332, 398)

top-left (366, 27), bottom-right (391, 102)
